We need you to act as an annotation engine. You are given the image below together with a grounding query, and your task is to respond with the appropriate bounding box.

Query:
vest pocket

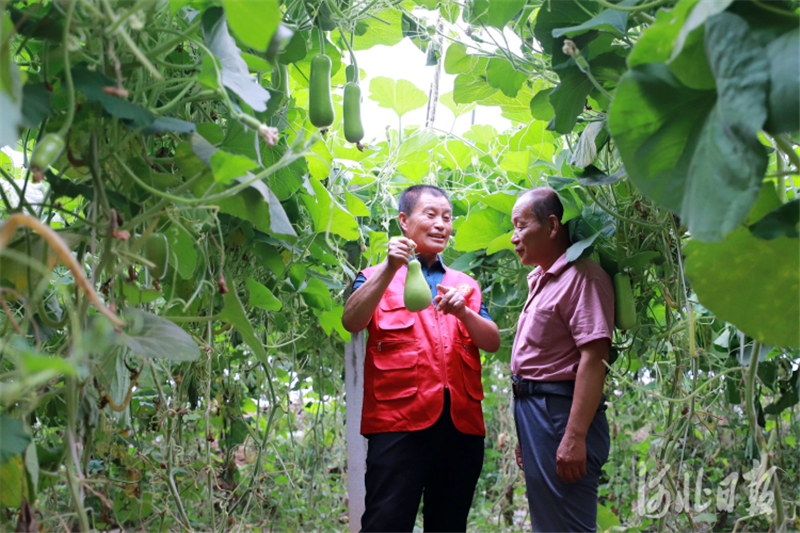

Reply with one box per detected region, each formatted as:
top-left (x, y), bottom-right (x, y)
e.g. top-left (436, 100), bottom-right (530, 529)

top-left (458, 342), bottom-right (484, 400)
top-left (372, 341), bottom-right (418, 401)
top-left (377, 294), bottom-right (416, 331)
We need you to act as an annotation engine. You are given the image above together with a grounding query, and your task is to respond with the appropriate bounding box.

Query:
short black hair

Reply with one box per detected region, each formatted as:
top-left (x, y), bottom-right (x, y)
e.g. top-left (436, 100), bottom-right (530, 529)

top-left (398, 185), bottom-right (451, 215)
top-left (520, 187), bottom-right (564, 223)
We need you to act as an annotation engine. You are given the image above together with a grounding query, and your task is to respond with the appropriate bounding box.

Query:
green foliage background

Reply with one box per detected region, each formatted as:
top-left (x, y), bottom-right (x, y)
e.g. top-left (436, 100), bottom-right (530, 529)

top-left (0, 0), bottom-right (798, 531)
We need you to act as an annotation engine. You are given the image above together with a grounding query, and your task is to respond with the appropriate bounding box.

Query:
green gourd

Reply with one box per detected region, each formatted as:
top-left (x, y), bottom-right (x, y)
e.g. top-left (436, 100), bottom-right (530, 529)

top-left (271, 63), bottom-right (289, 97)
top-left (614, 273), bottom-right (637, 330)
top-left (343, 81), bottom-right (364, 144)
top-left (404, 259), bottom-right (431, 312)
top-left (30, 133), bottom-right (65, 171)
top-left (309, 54), bottom-right (334, 129)
top-left (144, 233), bottom-right (170, 281)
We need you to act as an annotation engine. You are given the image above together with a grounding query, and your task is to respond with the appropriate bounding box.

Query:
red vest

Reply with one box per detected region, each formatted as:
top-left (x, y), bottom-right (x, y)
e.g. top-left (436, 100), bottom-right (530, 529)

top-left (360, 265), bottom-right (486, 437)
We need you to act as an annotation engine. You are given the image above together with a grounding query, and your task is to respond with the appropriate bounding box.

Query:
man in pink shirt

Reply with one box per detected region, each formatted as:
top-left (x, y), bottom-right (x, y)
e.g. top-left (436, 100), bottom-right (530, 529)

top-left (510, 187), bottom-right (615, 532)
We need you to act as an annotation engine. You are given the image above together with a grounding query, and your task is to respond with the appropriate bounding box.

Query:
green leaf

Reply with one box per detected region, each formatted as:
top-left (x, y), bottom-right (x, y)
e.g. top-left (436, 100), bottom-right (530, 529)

top-left (352, 10), bottom-right (403, 51)
top-left (300, 277), bottom-right (332, 310)
top-left (345, 191), bottom-right (370, 216)
top-left (749, 200), bottom-right (800, 240)
top-left (444, 43), bottom-right (481, 75)
top-left (0, 415), bottom-right (31, 465)
top-left (439, 91), bottom-right (476, 118)
top-left (463, 124), bottom-right (497, 147)
top-left (279, 30), bottom-right (308, 64)
top-left (764, 29), bottom-right (799, 134)
top-left (302, 177), bottom-right (359, 240)
top-left (368, 77), bottom-right (428, 118)
top-left (115, 308), bottom-right (200, 361)
top-left (434, 140), bottom-right (474, 171)
top-left (627, 0), bottom-right (715, 90)
top-left (0, 13), bottom-right (22, 144)
top-left (745, 182), bottom-right (781, 225)
top-left (486, 58), bottom-right (528, 98)
top-left (486, 231), bottom-right (515, 255)
top-left (121, 284), bottom-right (163, 304)
top-left (569, 121), bottom-right (605, 168)
top-left (533, 0), bottom-right (595, 57)
top-left (481, 192), bottom-right (517, 215)
top-left (566, 230), bottom-right (602, 262)
top-left (318, 305), bottom-right (350, 342)
top-left (500, 151), bottom-right (530, 175)
top-left (202, 7), bottom-right (271, 112)
top-left (223, 0), bottom-right (280, 51)
top-left (764, 391), bottom-right (799, 415)
top-left (218, 274), bottom-right (269, 364)
top-left (71, 63), bottom-right (155, 129)
top-left (609, 13), bottom-right (770, 243)
top-left (242, 53), bottom-right (272, 72)
top-left (454, 208), bottom-right (506, 252)
top-left (466, 0), bottom-right (526, 29)
top-left (141, 116), bottom-right (197, 136)
top-left (21, 83), bottom-right (52, 128)
top-left (529, 88), bottom-right (555, 121)
top-left (0, 455), bottom-right (23, 508)
top-left (165, 225), bottom-right (196, 280)
top-left (453, 70), bottom-right (497, 104)
top-left (246, 278), bottom-right (282, 311)
top-left (552, 0), bottom-right (637, 39)
top-left (210, 150), bottom-right (259, 184)
top-left (671, 0), bottom-right (734, 61)
top-left (597, 503), bottom-right (621, 532)
top-left (684, 228), bottom-right (799, 347)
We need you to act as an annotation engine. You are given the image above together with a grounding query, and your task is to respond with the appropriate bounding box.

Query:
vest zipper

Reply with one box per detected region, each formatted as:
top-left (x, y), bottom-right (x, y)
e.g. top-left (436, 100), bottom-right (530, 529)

top-left (434, 306), bottom-right (448, 389)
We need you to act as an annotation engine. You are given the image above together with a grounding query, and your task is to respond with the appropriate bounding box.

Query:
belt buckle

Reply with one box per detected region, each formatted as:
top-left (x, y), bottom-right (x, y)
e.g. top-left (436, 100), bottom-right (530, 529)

top-left (512, 377), bottom-right (521, 398)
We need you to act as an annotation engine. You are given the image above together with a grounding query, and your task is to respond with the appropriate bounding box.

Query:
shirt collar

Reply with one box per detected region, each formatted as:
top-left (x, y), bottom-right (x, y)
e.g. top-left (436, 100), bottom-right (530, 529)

top-left (527, 251), bottom-right (571, 281)
top-left (403, 253), bottom-right (446, 272)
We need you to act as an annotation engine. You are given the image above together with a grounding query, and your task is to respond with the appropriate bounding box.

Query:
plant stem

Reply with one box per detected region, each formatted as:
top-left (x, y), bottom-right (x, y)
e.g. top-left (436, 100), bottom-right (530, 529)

top-left (594, 0), bottom-right (673, 12)
top-left (58, 0), bottom-right (78, 138)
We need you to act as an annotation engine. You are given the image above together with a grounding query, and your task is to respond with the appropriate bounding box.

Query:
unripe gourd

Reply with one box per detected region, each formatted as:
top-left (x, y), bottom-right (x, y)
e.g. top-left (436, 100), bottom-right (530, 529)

top-left (144, 233), bottom-right (169, 280)
top-left (404, 259), bottom-right (431, 312)
top-left (309, 54), bottom-right (334, 129)
top-left (614, 273), bottom-right (636, 330)
top-left (343, 81), bottom-right (364, 144)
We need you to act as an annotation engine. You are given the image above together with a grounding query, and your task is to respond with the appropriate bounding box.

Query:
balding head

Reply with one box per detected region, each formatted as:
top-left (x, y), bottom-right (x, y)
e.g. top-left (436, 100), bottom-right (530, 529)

top-left (518, 187), bottom-right (564, 224)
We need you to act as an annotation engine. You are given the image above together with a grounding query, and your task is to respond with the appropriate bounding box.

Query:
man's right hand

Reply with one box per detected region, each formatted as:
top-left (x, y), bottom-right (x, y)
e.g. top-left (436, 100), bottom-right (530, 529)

top-left (387, 237), bottom-right (416, 271)
top-left (515, 442), bottom-right (524, 471)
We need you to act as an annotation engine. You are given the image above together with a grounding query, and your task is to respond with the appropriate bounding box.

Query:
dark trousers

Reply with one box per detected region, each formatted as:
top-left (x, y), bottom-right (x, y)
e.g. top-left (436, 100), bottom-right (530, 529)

top-left (360, 392), bottom-right (484, 533)
top-left (514, 393), bottom-right (610, 533)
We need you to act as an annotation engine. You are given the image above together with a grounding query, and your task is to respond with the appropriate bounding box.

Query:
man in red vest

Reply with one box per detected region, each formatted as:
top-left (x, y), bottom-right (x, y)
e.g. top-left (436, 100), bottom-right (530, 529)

top-left (343, 185), bottom-right (500, 532)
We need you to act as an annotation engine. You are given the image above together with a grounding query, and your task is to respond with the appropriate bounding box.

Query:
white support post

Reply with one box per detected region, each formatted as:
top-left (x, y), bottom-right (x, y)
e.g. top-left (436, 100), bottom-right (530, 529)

top-left (345, 331), bottom-right (367, 533)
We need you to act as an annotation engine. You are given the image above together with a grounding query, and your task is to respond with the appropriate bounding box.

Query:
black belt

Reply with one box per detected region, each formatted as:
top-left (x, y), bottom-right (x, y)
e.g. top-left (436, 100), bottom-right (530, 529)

top-left (511, 375), bottom-right (575, 398)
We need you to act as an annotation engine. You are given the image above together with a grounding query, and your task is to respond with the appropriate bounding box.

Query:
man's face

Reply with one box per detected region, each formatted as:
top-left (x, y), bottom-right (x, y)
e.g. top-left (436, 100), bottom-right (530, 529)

top-left (398, 193), bottom-right (453, 255)
top-left (510, 196), bottom-right (552, 266)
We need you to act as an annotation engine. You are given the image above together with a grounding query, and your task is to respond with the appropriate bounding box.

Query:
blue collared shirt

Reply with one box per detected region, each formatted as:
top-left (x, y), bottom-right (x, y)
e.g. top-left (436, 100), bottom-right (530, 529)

top-left (352, 255), bottom-right (493, 321)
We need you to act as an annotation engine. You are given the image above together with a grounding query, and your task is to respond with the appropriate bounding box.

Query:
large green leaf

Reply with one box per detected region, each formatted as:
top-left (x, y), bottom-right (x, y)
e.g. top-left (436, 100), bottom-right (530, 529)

top-left (438, 91), bottom-right (476, 118)
top-left (684, 228), bottom-right (799, 348)
top-left (552, 0), bottom-right (638, 39)
top-left (210, 150), bottom-right (258, 184)
top-left (443, 43), bottom-right (481, 75)
top-left (609, 13), bottom-right (769, 241)
top-left (317, 305), bottom-right (350, 342)
top-left (300, 277), bottom-right (332, 310)
top-left (764, 29), bottom-right (799, 134)
top-left (223, 0), bottom-right (280, 51)
top-left (246, 278), bottom-right (281, 311)
top-left (533, 0), bottom-right (595, 56)
top-left (218, 274), bottom-right (269, 364)
top-left (486, 58), bottom-right (528, 98)
top-left (452, 70), bottom-right (497, 105)
top-left (352, 9), bottom-right (403, 51)
top-left (71, 64), bottom-right (154, 129)
top-left (202, 7), bottom-right (271, 112)
top-left (454, 208), bottom-right (506, 252)
top-left (749, 200), bottom-right (800, 240)
top-left (115, 308), bottom-right (200, 362)
top-left (368, 77), bottom-right (428, 118)
top-left (465, 0), bottom-right (526, 30)
top-left (165, 225), bottom-right (197, 280)
top-left (0, 455), bottom-right (23, 508)
top-left (302, 177), bottom-right (359, 240)
top-left (0, 415), bottom-right (31, 464)
top-left (21, 83), bottom-right (52, 128)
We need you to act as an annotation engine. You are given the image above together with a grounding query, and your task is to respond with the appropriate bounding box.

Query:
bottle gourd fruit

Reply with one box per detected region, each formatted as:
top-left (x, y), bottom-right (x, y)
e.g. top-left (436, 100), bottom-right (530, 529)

top-left (404, 259), bottom-right (431, 312)
top-left (309, 54), bottom-right (334, 129)
top-left (144, 233), bottom-right (169, 280)
top-left (343, 81), bottom-right (364, 145)
top-left (614, 273), bottom-right (636, 330)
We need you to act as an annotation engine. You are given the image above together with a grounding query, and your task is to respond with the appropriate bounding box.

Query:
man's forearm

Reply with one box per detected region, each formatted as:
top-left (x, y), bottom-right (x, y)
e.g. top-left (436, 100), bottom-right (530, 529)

top-left (564, 340), bottom-right (609, 439)
top-left (342, 263), bottom-right (397, 332)
top-left (458, 308), bottom-right (501, 353)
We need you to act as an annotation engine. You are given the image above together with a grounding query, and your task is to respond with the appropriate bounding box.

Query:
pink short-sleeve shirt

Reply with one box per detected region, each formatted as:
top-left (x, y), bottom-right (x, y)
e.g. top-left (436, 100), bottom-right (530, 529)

top-left (511, 252), bottom-right (615, 381)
